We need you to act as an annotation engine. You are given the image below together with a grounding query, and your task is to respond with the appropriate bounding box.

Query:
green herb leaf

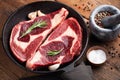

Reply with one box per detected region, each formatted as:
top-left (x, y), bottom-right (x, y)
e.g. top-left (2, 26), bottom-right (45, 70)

top-left (20, 21), bottom-right (47, 38)
top-left (47, 48), bottom-right (64, 56)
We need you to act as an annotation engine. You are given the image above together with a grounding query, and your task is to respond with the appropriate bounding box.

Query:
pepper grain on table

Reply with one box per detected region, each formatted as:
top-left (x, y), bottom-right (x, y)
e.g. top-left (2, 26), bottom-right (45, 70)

top-left (0, 0), bottom-right (120, 80)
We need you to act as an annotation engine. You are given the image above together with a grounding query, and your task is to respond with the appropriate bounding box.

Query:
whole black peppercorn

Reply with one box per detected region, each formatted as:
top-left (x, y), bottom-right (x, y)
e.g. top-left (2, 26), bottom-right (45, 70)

top-left (95, 11), bottom-right (113, 27)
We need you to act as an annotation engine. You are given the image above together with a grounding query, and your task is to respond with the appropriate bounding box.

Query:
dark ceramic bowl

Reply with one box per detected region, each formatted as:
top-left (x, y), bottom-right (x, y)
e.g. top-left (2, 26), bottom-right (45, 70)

top-left (90, 5), bottom-right (120, 41)
top-left (2, 1), bottom-right (88, 74)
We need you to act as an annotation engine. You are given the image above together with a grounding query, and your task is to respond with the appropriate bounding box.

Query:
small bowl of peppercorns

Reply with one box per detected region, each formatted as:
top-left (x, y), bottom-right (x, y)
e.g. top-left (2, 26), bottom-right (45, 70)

top-left (89, 5), bottom-right (120, 41)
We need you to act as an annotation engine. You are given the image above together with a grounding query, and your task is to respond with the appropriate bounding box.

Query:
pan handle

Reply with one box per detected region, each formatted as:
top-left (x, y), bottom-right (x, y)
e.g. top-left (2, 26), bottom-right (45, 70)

top-left (60, 55), bottom-right (84, 73)
top-left (60, 60), bottom-right (81, 72)
top-left (60, 62), bottom-right (75, 73)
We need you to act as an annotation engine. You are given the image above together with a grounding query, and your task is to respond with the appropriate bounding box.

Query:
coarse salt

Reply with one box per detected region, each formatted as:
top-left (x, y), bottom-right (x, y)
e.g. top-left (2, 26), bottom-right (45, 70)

top-left (87, 49), bottom-right (107, 64)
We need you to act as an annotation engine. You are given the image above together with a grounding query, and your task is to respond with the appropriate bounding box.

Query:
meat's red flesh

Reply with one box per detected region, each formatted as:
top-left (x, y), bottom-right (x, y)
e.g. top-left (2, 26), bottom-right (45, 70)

top-left (10, 8), bottom-right (69, 62)
top-left (26, 17), bottom-right (82, 70)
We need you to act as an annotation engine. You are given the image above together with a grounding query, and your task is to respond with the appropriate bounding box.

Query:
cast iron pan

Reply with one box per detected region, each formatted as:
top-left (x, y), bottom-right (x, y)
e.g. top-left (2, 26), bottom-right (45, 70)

top-left (2, 1), bottom-right (88, 74)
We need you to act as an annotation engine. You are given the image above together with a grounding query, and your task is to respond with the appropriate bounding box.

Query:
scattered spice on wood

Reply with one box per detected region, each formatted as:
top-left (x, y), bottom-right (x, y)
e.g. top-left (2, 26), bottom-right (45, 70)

top-left (73, 4), bottom-right (77, 6)
top-left (83, 5), bottom-right (91, 11)
top-left (110, 67), bottom-right (113, 70)
top-left (87, 2), bottom-right (90, 5)
top-left (78, 6), bottom-right (81, 9)
top-left (111, 53), bottom-right (116, 58)
top-left (115, 51), bottom-right (118, 54)
top-left (108, 51), bottom-right (111, 54)
top-left (82, 3), bottom-right (85, 6)
top-left (118, 54), bottom-right (120, 57)
top-left (94, 11), bottom-right (113, 27)
top-left (91, 4), bottom-right (93, 7)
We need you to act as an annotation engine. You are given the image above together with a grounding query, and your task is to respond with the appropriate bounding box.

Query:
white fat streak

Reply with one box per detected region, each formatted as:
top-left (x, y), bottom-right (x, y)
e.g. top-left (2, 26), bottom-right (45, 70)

top-left (51, 8), bottom-right (68, 28)
top-left (42, 26), bottom-right (77, 47)
top-left (13, 8), bottom-right (68, 51)
top-left (26, 51), bottom-right (41, 69)
top-left (14, 24), bottom-right (78, 64)
top-left (14, 26), bottom-right (50, 51)
top-left (55, 55), bottom-right (65, 63)
top-left (41, 26), bottom-right (78, 63)
top-left (27, 50), bottom-right (49, 67)
top-left (28, 51), bottom-right (41, 65)
top-left (13, 8), bottom-right (68, 52)
top-left (56, 27), bottom-right (78, 62)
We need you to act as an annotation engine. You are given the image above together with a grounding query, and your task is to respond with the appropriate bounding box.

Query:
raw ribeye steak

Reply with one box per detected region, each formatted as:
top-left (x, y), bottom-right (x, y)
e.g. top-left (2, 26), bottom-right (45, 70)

top-left (10, 8), bottom-right (69, 62)
top-left (26, 17), bottom-right (82, 70)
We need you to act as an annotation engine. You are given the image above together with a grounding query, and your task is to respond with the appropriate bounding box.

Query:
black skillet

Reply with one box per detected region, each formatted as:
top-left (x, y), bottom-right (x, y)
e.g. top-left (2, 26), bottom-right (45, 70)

top-left (2, 1), bottom-right (89, 74)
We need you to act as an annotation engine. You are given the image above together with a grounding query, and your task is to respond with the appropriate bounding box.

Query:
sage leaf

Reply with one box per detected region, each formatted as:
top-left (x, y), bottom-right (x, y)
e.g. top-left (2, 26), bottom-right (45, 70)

top-left (20, 21), bottom-right (47, 38)
top-left (47, 48), bottom-right (63, 56)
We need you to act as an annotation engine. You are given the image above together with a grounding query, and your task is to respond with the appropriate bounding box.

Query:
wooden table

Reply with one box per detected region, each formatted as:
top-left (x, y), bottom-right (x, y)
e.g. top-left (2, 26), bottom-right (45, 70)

top-left (0, 0), bottom-right (120, 80)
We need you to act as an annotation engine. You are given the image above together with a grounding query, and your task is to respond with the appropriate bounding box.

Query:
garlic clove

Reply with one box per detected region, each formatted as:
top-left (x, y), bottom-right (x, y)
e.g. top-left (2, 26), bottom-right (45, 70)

top-left (28, 11), bottom-right (37, 20)
top-left (37, 10), bottom-right (45, 16)
top-left (48, 63), bottom-right (60, 71)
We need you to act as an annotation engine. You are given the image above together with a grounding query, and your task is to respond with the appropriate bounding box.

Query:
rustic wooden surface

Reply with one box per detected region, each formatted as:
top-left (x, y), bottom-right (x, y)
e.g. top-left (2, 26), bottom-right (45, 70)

top-left (0, 0), bottom-right (120, 80)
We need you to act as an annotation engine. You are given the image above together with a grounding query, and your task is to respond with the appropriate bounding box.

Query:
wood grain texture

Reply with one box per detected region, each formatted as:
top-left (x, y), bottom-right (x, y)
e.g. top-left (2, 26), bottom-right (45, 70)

top-left (0, 0), bottom-right (120, 80)
top-left (56, 0), bottom-right (120, 19)
top-left (56, 0), bottom-right (97, 19)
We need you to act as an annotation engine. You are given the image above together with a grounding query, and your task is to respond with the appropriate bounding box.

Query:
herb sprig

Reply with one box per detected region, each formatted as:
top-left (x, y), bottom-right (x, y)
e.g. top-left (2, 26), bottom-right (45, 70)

top-left (20, 21), bottom-right (47, 38)
top-left (47, 48), bottom-right (64, 56)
